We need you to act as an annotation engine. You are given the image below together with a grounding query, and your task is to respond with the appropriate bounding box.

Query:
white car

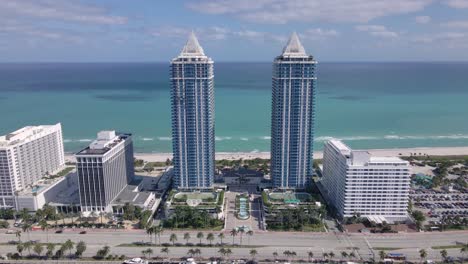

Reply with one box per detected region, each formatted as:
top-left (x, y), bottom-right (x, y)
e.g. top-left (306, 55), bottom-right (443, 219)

top-left (124, 258), bottom-right (148, 264)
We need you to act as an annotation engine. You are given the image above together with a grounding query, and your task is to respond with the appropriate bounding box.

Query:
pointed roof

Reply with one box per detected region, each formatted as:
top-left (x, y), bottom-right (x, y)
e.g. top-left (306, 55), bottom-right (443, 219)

top-left (282, 32), bottom-right (307, 57)
top-left (179, 31), bottom-right (205, 57)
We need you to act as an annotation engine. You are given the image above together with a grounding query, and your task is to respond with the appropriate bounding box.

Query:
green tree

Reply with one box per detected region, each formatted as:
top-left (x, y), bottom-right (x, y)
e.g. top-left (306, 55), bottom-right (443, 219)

top-left (33, 243), bottom-right (44, 257)
top-left (39, 219), bottom-right (50, 243)
top-left (341, 251), bottom-right (348, 259)
top-left (16, 243), bottom-right (24, 257)
top-left (206, 233), bottom-right (215, 246)
top-left (23, 241), bottom-right (33, 256)
top-left (329, 251), bottom-right (335, 259)
top-left (15, 230), bottom-right (21, 243)
top-left (349, 252), bottom-right (356, 259)
top-left (184, 232), bottom-right (191, 244)
top-left (230, 228), bottom-right (238, 245)
top-left (161, 247), bottom-right (169, 258)
top-left (379, 250), bottom-right (386, 260)
top-left (218, 233), bottom-right (225, 244)
top-left (412, 210), bottom-right (426, 230)
top-left (249, 249), bottom-right (258, 259)
top-left (308, 251), bottom-right (314, 262)
top-left (440, 249), bottom-right (448, 262)
top-left (22, 223), bottom-right (32, 241)
top-left (146, 225), bottom-right (154, 244)
top-left (46, 243), bottom-right (55, 259)
top-left (246, 230), bottom-right (254, 245)
top-left (419, 249), bottom-right (427, 263)
top-left (238, 227), bottom-right (245, 245)
top-left (75, 241), bottom-right (87, 258)
top-left (196, 231), bottom-right (204, 244)
top-left (460, 243), bottom-right (468, 262)
top-left (62, 239), bottom-right (74, 258)
top-left (273, 251), bottom-right (278, 261)
top-left (170, 233), bottom-right (178, 246)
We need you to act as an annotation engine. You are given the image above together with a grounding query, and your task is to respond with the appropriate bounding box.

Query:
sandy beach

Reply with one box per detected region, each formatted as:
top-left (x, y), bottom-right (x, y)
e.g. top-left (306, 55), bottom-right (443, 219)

top-left (64, 146), bottom-right (468, 162)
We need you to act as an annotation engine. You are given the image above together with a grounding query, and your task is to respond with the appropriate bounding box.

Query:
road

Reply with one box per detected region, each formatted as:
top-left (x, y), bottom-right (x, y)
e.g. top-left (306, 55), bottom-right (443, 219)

top-left (1, 228), bottom-right (467, 262)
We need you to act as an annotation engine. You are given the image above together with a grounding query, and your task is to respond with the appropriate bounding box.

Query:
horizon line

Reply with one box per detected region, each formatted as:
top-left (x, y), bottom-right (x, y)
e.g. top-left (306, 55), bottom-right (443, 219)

top-left (1, 60), bottom-right (468, 64)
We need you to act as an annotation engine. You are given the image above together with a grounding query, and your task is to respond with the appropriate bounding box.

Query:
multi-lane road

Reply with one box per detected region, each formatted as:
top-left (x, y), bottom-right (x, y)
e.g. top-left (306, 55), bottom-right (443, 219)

top-left (1, 227), bottom-right (467, 262)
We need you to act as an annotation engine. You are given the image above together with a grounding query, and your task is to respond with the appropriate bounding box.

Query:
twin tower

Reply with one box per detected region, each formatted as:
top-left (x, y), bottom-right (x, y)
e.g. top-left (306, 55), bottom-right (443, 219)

top-left (171, 32), bottom-right (316, 190)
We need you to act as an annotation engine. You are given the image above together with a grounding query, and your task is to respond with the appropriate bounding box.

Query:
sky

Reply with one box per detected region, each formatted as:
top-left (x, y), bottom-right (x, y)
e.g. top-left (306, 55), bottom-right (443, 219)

top-left (1, 0), bottom-right (468, 62)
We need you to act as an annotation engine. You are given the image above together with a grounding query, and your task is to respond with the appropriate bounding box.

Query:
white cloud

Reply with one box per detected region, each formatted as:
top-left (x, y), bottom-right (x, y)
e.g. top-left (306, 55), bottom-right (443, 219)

top-left (187, 0), bottom-right (433, 24)
top-left (355, 25), bottom-right (399, 38)
top-left (441, 20), bottom-right (468, 28)
top-left (0, 22), bottom-right (84, 43)
top-left (412, 32), bottom-right (466, 43)
top-left (304, 28), bottom-right (340, 37)
top-left (445, 0), bottom-right (468, 8)
top-left (0, 0), bottom-right (127, 25)
top-left (415, 15), bottom-right (431, 24)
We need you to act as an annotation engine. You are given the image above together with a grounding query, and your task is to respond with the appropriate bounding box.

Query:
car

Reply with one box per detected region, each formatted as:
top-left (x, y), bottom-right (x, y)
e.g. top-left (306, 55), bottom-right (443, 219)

top-left (123, 258), bottom-right (148, 264)
top-left (5, 230), bottom-right (15, 234)
top-left (55, 229), bottom-right (63, 233)
top-left (79, 231), bottom-right (87, 234)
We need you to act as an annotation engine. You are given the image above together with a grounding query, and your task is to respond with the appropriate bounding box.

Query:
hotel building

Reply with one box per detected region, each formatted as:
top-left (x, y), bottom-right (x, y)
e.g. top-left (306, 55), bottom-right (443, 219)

top-left (0, 124), bottom-right (65, 209)
top-left (170, 32), bottom-right (215, 190)
top-left (271, 32), bottom-right (317, 189)
top-left (321, 140), bottom-right (411, 221)
top-left (76, 131), bottom-right (134, 213)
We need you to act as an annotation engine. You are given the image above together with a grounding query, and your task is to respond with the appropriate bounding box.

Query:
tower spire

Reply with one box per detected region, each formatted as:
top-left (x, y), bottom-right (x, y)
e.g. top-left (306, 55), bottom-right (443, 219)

top-left (180, 31), bottom-right (205, 56)
top-left (282, 32), bottom-right (307, 56)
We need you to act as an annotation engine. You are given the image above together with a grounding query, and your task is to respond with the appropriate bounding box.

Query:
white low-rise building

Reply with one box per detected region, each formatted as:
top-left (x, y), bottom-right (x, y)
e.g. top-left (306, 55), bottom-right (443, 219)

top-left (0, 124), bottom-right (65, 209)
top-left (321, 140), bottom-right (411, 221)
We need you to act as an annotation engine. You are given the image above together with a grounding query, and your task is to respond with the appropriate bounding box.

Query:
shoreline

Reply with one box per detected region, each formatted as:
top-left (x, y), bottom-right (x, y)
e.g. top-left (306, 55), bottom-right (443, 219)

top-left (64, 146), bottom-right (468, 162)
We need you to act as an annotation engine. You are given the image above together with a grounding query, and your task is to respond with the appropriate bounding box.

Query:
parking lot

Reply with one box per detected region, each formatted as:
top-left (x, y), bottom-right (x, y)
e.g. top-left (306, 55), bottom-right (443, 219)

top-left (410, 190), bottom-right (468, 222)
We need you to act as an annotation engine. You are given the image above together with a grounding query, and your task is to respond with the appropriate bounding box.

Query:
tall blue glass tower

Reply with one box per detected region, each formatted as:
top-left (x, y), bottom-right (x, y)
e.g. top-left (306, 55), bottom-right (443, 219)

top-left (171, 32), bottom-right (215, 190)
top-left (271, 33), bottom-right (317, 189)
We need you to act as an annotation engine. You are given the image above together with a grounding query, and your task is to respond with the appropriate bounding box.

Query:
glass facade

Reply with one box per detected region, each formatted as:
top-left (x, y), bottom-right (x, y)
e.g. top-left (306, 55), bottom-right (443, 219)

top-left (170, 34), bottom-right (215, 190)
top-left (271, 35), bottom-right (317, 189)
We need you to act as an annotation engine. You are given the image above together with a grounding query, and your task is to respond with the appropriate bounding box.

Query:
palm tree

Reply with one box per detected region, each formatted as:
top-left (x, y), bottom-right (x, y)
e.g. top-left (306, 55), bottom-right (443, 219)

top-left (170, 233), bottom-right (178, 246)
top-left (146, 226), bottom-right (154, 244)
top-left (273, 251), bottom-right (278, 261)
top-left (283, 250), bottom-right (291, 260)
top-left (440, 249), bottom-right (448, 262)
top-left (155, 226), bottom-right (163, 245)
top-left (419, 249), bottom-right (427, 263)
top-left (329, 251), bottom-right (335, 260)
top-left (184, 232), bottom-right (191, 244)
top-left (379, 250), bottom-right (386, 260)
top-left (16, 243), bottom-right (24, 257)
top-left (349, 251), bottom-right (356, 260)
top-left (146, 248), bottom-right (153, 259)
top-left (187, 249), bottom-right (196, 257)
top-left (39, 219), bottom-right (50, 243)
top-left (246, 230), bottom-right (253, 245)
top-left (22, 223), bottom-right (32, 241)
top-left (224, 248), bottom-right (232, 261)
top-left (230, 228), bottom-right (238, 245)
top-left (33, 243), bottom-right (44, 257)
top-left (161, 247), bottom-right (169, 261)
top-left (238, 227), bottom-right (245, 245)
top-left (63, 239), bottom-right (74, 258)
top-left (323, 252), bottom-right (329, 260)
top-left (218, 233), bottom-right (225, 245)
top-left (46, 243), bottom-right (55, 259)
top-left (307, 251), bottom-right (314, 262)
top-left (461, 243), bottom-right (468, 262)
top-left (15, 230), bottom-right (21, 243)
top-left (196, 232), bottom-right (204, 245)
top-left (249, 249), bottom-right (258, 260)
top-left (75, 241), bottom-right (87, 258)
top-left (206, 233), bottom-right (215, 246)
top-left (23, 241), bottom-right (33, 256)
top-left (341, 251), bottom-right (348, 259)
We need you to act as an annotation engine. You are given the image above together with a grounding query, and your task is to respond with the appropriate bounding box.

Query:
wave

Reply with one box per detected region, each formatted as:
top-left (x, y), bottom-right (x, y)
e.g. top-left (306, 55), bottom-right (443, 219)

top-left (63, 139), bottom-right (72, 143)
top-left (77, 139), bottom-right (92, 142)
top-left (215, 136), bottom-right (232, 141)
top-left (250, 149), bottom-right (260, 153)
top-left (315, 134), bottom-right (468, 142)
top-left (260, 136), bottom-right (271, 140)
top-left (142, 137), bottom-right (154, 141)
top-left (240, 137), bottom-right (249, 141)
top-left (158, 137), bottom-right (171, 141)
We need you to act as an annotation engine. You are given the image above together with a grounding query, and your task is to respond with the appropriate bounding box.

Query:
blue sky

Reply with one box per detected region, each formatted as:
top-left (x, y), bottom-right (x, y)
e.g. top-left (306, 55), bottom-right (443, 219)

top-left (1, 0), bottom-right (468, 62)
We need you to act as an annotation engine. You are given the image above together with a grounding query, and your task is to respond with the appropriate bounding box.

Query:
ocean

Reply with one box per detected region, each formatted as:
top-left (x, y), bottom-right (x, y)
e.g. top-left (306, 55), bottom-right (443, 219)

top-left (1, 62), bottom-right (468, 153)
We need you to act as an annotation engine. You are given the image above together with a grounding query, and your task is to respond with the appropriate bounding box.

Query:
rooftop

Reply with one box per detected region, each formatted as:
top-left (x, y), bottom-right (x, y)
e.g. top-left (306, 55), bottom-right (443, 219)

top-left (76, 131), bottom-right (130, 156)
top-left (179, 31), bottom-right (205, 57)
top-left (0, 123), bottom-right (61, 148)
top-left (282, 32), bottom-right (307, 57)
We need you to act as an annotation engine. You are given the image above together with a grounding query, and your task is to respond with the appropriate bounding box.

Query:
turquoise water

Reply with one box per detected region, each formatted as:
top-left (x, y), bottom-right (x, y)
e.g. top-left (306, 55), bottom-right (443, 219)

top-left (1, 62), bottom-right (468, 153)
